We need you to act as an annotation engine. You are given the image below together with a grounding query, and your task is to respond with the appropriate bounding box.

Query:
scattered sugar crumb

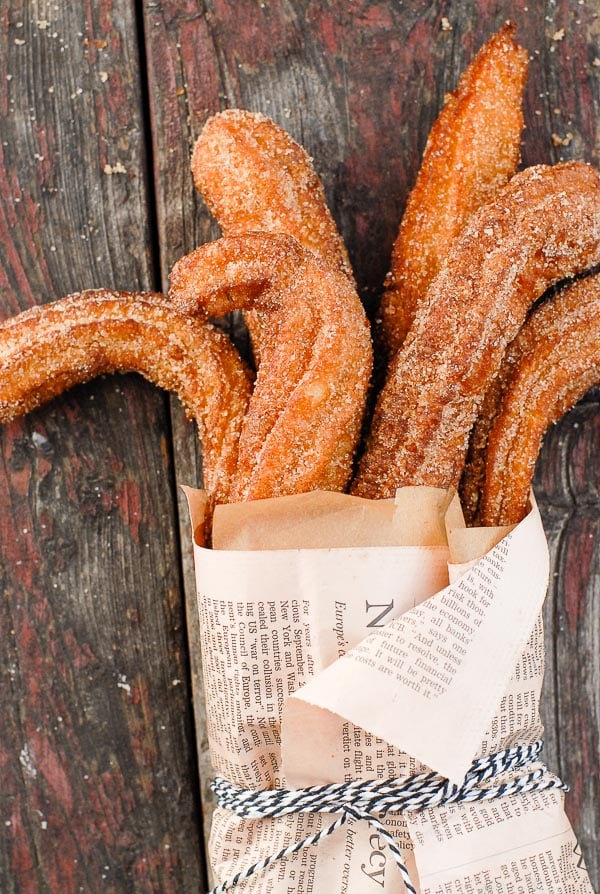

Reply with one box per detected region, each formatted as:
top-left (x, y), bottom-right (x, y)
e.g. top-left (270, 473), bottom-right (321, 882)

top-left (83, 37), bottom-right (107, 48)
top-left (441, 17), bottom-right (452, 31)
top-left (37, 19), bottom-right (50, 29)
top-left (99, 71), bottom-right (108, 82)
top-left (14, 38), bottom-right (26, 46)
top-left (552, 131), bottom-right (573, 146)
top-left (593, 58), bottom-right (600, 67)
top-left (103, 162), bottom-right (127, 175)
top-left (19, 745), bottom-right (37, 778)
top-left (552, 28), bottom-right (565, 41)
top-left (117, 673), bottom-right (131, 693)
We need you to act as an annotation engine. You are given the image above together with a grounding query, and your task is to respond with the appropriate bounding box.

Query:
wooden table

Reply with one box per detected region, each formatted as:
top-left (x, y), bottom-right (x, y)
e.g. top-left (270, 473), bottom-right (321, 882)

top-left (0, 2), bottom-right (598, 891)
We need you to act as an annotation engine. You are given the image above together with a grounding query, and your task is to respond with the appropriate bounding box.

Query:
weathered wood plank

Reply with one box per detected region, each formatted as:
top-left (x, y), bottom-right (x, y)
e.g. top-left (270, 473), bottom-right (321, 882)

top-left (0, 3), bottom-right (204, 891)
top-left (534, 397), bottom-right (600, 884)
top-left (143, 0), bottom-right (600, 885)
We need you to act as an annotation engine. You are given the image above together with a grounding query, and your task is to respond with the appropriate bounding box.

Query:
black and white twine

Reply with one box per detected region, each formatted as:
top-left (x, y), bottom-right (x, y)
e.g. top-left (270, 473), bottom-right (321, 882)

top-left (209, 739), bottom-right (566, 894)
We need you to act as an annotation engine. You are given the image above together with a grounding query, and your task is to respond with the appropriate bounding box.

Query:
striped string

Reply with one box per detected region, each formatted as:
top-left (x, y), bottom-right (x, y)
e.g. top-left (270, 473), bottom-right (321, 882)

top-left (209, 739), bottom-right (566, 894)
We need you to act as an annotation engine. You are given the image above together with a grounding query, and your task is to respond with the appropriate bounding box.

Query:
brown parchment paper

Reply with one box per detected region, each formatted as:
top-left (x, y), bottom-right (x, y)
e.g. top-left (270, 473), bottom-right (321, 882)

top-left (185, 487), bottom-right (593, 894)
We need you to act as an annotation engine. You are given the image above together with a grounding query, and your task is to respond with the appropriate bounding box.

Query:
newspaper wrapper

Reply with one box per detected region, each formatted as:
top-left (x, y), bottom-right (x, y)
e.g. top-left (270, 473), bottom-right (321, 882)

top-left (184, 486), bottom-right (593, 893)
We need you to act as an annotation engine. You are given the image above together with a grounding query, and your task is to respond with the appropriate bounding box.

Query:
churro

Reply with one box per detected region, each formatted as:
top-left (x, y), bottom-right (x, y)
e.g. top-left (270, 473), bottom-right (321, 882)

top-left (169, 232), bottom-right (372, 502)
top-left (379, 23), bottom-right (528, 356)
top-left (480, 274), bottom-right (600, 526)
top-left (353, 163), bottom-right (600, 499)
top-left (193, 109), bottom-right (351, 279)
top-left (192, 109), bottom-right (353, 360)
top-left (0, 290), bottom-right (252, 506)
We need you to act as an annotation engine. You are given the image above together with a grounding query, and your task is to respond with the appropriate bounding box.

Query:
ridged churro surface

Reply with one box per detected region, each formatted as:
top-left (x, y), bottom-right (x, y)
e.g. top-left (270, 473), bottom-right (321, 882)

top-left (379, 23), bottom-right (528, 356)
top-left (0, 290), bottom-right (252, 505)
top-left (353, 163), bottom-right (600, 499)
top-left (480, 275), bottom-right (600, 525)
top-left (193, 109), bottom-right (354, 360)
top-left (193, 109), bottom-right (352, 280)
top-left (169, 232), bottom-right (372, 502)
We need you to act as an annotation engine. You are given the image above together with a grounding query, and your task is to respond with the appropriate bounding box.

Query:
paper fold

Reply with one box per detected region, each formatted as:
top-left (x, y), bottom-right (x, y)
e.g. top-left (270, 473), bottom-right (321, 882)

top-left (282, 502), bottom-right (548, 784)
top-left (184, 486), bottom-right (593, 894)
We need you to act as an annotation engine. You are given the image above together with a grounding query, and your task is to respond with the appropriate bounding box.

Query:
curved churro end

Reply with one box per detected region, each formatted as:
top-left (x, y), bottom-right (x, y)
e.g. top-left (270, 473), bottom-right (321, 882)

top-left (480, 274), bottom-right (600, 526)
top-left (192, 109), bottom-right (353, 282)
top-left (353, 162), bottom-right (600, 500)
top-left (0, 289), bottom-right (252, 506)
top-left (169, 231), bottom-right (305, 316)
top-left (379, 21), bottom-right (528, 356)
top-left (169, 232), bottom-right (372, 502)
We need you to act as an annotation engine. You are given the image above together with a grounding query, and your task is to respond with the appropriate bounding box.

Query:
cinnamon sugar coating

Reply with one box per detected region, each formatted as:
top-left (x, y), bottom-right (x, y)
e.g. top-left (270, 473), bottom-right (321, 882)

top-left (353, 162), bottom-right (600, 499)
top-left (169, 232), bottom-right (372, 502)
top-left (379, 23), bottom-right (528, 356)
top-left (480, 274), bottom-right (600, 526)
top-left (193, 109), bottom-right (352, 279)
top-left (0, 290), bottom-right (252, 506)
top-left (459, 371), bottom-right (509, 525)
top-left (192, 109), bottom-right (353, 360)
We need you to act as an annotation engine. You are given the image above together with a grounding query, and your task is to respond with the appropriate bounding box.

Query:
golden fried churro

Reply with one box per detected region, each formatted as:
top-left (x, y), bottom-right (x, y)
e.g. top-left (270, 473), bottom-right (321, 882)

top-left (192, 109), bottom-right (352, 279)
top-left (379, 23), bottom-right (528, 356)
top-left (169, 232), bottom-right (372, 502)
top-left (193, 110), bottom-right (354, 361)
top-left (0, 290), bottom-right (252, 505)
top-left (460, 290), bottom-right (549, 525)
top-left (480, 275), bottom-right (600, 526)
top-left (353, 162), bottom-right (600, 499)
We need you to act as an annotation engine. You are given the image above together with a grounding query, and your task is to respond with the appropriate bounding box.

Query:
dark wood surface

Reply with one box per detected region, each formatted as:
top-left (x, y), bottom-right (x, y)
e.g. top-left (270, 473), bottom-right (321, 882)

top-left (1, 2), bottom-right (598, 891)
top-left (0, 2), bottom-right (205, 891)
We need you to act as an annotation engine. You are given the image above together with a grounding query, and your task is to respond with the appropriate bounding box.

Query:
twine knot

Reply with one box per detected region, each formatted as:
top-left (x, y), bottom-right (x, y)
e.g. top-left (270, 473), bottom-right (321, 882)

top-left (209, 739), bottom-right (565, 894)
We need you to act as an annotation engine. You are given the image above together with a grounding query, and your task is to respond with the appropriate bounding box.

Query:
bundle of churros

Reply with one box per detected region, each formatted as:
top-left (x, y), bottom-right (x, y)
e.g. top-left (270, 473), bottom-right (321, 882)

top-left (1, 22), bottom-right (598, 893)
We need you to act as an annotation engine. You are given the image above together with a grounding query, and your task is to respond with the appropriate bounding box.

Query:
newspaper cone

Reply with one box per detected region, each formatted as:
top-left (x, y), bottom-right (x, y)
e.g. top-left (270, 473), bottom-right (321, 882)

top-left (184, 487), bottom-right (592, 893)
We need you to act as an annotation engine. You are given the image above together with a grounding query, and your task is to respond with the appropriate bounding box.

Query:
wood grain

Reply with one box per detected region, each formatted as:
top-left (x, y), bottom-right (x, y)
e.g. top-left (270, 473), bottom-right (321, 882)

top-left (143, 0), bottom-right (600, 886)
top-left (0, 2), bottom-right (204, 891)
top-left (534, 397), bottom-right (600, 884)
top-left (2, 0), bottom-right (598, 889)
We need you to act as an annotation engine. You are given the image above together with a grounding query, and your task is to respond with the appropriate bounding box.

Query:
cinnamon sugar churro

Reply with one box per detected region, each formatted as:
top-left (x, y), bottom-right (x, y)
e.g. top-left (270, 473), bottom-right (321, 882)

top-left (0, 290), bottom-right (252, 506)
top-left (192, 110), bottom-right (353, 360)
top-left (192, 109), bottom-right (351, 280)
top-left (353, 163), bottom-right (600, 499)
top-left (169, 232), bottom-right (372, 502)
top-left (379, 23), bottom-right (528, 356)
top-left (480, 275), bottom-right (600, 526)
